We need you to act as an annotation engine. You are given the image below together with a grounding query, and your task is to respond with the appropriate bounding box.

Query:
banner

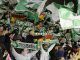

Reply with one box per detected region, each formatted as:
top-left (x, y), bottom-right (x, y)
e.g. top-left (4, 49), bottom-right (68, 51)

top-left (11, 41), bottom-right (37, 50)
top-left (42, 39), bottom-right (59, 44)
top-left (11, 40), bottom-right (58, 50)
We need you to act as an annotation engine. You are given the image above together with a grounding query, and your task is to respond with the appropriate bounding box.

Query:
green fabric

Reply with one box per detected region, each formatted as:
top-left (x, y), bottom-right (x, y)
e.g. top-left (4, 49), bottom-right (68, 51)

top-left (73, 19), bottom-right (80, 28)
top-left (11, 41), bottom-right (37, 50)
top-left (24, 11), bottom-right (39, 23)
top-left (15, 0), bottom-right (39, 23)
top-left (59, 7), bottom-right (73, 30)
top-left (0, 8), bottom-right (5, 13)
top-left (78, 4), bottom-right (80, 15)
top-left (71, 29), bottom-right (80, 41)
top-left (32, 3), bottom-right (40, 9)
top-left (59, 7), bottom-right (73, 20)
top-left (15, 0), bottom-right (28, 11)
top-left (0, 0), bottom-right (2, 5)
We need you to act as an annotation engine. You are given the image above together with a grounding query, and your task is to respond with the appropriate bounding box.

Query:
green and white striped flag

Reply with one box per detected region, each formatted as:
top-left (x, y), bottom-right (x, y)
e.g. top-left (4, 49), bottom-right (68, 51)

top-left (59, 8), bottom-right (73, 19)
top-left (59, 7), bottom-right (74, 30)
top-left (59, 7), bottom-right (80, 30)
top-left (11, 41), bottom-right (37, 50)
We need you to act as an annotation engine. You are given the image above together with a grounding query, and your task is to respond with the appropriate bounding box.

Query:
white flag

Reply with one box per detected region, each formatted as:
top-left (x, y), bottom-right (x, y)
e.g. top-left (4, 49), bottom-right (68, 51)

top-left (59, 8), bottom-right (73, 20)
top-left (59, 8), bottom-right (74, 30)
top-left (59, 7), bottom-right (80, 30)
top-left (46, 3), bottom-right (59, 21)
top-left (60, 18), bottom-right (73, 30)
top-left (37, 0), bottom-right (47, 16)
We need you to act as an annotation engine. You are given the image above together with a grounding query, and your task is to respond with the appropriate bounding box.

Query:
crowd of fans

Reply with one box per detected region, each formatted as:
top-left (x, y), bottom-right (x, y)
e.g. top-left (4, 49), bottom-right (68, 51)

top-left (0, 19), bottom-right (80, 60)
top-left (0, 4), bottom-right (79, 60)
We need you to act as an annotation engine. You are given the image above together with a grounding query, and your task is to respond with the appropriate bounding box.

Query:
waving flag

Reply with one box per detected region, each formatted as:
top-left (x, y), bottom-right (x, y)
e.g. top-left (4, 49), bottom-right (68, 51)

top-left (15, 0), bottom-right (28, 11)
top-left (0, 0), bottom-right (2, 5)
top-left (78, 0), bottom-right (80, 15)
top-left (46, 3), bottom-right (59, 21)
top-left (72, 16), bottom-right (80, 28)
top-left (59, 7), bottom-right (80, 30)
top-left (37, 0), bottom-right (47, 16)
top-left (59, 7), bottom-right (74, 30)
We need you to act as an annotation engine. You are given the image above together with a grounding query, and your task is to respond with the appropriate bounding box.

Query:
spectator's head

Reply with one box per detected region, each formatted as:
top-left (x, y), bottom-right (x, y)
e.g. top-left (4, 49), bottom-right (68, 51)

top-left (29, 30), bottom-right (34, 36)
top-left (59, 57), bottom-right (65, 60)
top-left (54, 44), bottom-right (60, 50)
top-left (43, 43), bottom-right (49, 51)
top-left (9, 31), bottom-right (15, 40)
top-left (13, 27), bottom-right (19, 35)
top-left (0, 25), bottom-right (4, 32)
top-left (77, 40), bottom-right (80, 46)
top-left (21, 48), bottom-right (29, 56)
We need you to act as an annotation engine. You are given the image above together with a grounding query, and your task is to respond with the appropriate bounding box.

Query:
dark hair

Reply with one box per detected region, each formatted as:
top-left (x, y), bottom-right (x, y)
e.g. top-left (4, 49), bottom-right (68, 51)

top-left (78, 58), bottom-right (80, 60)
top-left (0, 24), bottom-right (5, 30)
top-left (36, 50), bottom-right (41, 60)
top-left (14, 48), bottom-right (23, 54)
top-left (29, 30), bottom-right (32, 33)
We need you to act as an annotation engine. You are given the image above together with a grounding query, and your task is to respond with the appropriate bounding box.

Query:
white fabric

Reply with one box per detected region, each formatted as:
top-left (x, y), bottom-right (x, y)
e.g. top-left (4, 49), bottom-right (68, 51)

top-left (40, 43), bottom-right (55, 60)
top-left (78, 0), bottom-right (80, 4)
top-left (37, 0), bottom-right (47, 16)
top-left (60, 19), bottom-right (73, 30)
top-left (72, 16), bottom-right (80, 28)
top-left (27, 0), bottom-right (41, 3)
top-left (0, 0), bottom-right (2, 5)
top-left (12, 47), bottom-right (38, 60)
top-left (46, 3), bottom-right (59, 22)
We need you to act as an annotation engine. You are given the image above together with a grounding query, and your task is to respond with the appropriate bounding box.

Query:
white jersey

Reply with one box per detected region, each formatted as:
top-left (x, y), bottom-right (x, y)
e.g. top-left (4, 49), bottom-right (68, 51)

top-left (12, 47), bottom-right (38, 60)
top-left (40, 43), bottom-right (55, 60)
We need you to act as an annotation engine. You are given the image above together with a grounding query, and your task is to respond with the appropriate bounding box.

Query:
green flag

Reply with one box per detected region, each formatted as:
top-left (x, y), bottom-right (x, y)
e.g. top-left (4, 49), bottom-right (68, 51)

top-left (78, 0), bottom-right (80, 15)
top-left (71, 28), bottom-right (80, 41)
top-left (72, 16), bottom-right (80, 28)
top-left (15, 0), bottom-right (28, 11)
top-left (59, 8), bottom-right (73, 30)
top-left (59, 7), bottom-right (80, 29)
top-left (24, 11), bottom-right (39, 23)
top-left (59, 8), bottom-right (73, 20)
top-left (73, 19), bottom-right (80, 28)
top-left (59, 8), bottom-right (80, 29)
top-left (0, 0), bottom-right (2, 5)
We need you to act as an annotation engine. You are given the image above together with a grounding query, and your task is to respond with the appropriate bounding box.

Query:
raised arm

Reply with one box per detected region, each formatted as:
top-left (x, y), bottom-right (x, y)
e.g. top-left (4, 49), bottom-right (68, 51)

top-left (11, 47), bottom-right (20, 57)
top-left (29, 50), bottom-right (38, 58)
top-left (40, 43), bottom-right (46, 52)
top-left (48, 43), bottom-right (56, 52)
